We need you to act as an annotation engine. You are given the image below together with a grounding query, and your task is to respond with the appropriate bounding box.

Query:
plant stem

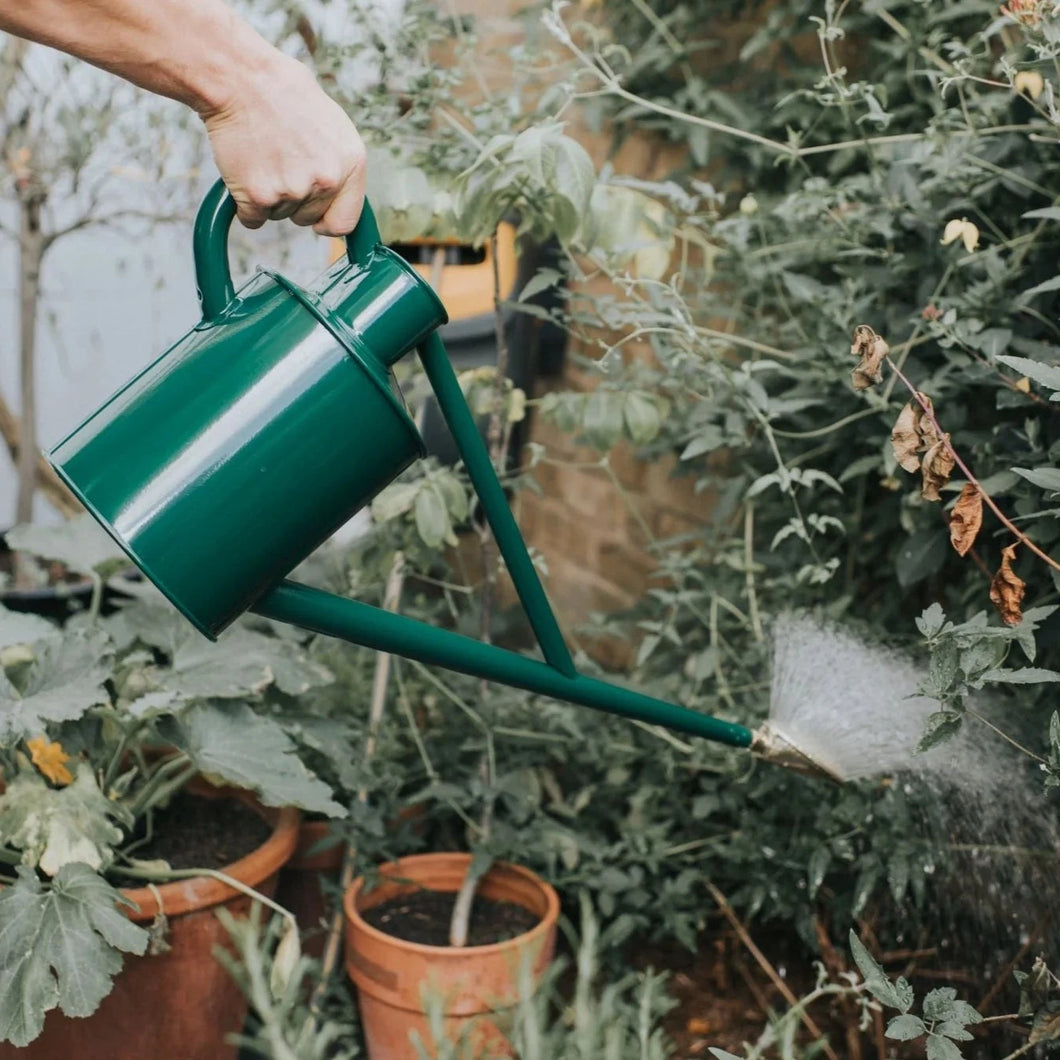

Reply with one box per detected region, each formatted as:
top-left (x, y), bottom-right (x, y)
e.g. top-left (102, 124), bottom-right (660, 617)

top-left (310, 549), bottom-right (408, 1018)
top-left (127, 754), bottom-right (196, 818)
top-left (965, 706), bottom-right (1047, 765)
top-left (113, 862), bottom-right (295, 924)
top-left (999, 1041), bottom-right (1039, 1060)
top-left (886, 356), bottom-right (1060, 575)
top-left (16, 188), bottom-right (44, 529)
top-left (450, 229), bottom-right (509, 949)
top-left (705, 879), bottom-right (840, 1060)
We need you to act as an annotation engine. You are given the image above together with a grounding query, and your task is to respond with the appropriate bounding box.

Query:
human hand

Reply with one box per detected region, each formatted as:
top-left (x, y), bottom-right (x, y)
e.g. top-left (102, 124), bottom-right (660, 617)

top-left (200, 54), bottom-right (366, 236)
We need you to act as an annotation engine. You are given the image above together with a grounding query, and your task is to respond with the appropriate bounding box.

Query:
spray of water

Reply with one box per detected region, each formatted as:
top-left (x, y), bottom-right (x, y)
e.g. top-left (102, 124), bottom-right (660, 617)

top-left (768, 613), bottom-right (1060, 973)
top-left (767, 612), bottom-right (941, 781)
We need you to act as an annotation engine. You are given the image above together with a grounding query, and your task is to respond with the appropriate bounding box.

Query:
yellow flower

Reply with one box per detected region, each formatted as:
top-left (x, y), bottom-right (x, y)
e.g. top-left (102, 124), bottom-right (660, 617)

top-left (26, 735), bottom-right (73, 786)
top-left (1014, 70), bottom-right (1046, 100)
top-left (739, 194), bottom-right (759, 216)
top-left (940, 217), bottom-right (980, 253)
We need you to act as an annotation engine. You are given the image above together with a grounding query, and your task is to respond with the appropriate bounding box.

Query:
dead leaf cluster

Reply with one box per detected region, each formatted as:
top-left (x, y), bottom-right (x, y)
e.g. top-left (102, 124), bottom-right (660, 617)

top-left (853, 324), bottom-right (1028, 625)
top-left (850, 325), bottom-right (889, 390)
top-left (890, 393), bottom-right (955, 501)
top-left (990, 543), bottom-right (1026, 626)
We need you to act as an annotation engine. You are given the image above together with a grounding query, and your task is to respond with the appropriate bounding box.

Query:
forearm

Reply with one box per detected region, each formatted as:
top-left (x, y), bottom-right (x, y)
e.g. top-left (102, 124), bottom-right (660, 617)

top-left (0, 0), bottom-right (281, 116)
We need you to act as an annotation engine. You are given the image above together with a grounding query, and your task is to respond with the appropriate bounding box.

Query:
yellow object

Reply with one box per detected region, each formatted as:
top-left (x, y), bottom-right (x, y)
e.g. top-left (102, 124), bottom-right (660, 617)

top-left (26, 735), bottom-right (73, 785)
top-left (330, 222), bottom-right (518, 322)
top-left (941, 217), bottom-right (980, 253)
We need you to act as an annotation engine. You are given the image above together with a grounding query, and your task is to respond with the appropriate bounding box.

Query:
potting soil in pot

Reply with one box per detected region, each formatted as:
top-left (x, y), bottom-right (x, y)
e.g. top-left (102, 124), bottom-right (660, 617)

top-left (363, 889), bottom-right (539, 946)
top-left (130, 791), bottom-right (272, 868)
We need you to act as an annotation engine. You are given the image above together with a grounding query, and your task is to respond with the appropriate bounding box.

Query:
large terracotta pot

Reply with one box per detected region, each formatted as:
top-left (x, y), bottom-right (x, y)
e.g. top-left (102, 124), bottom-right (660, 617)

top-left (0, 786), bottom-right (300, 1060)
top-left (344, 852), bottom-right (559, 1060)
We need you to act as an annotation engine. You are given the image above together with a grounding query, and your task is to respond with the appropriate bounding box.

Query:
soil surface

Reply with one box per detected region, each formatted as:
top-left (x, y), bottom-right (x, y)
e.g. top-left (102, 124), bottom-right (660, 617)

top-left (133, 793), bottom-right (272, 871)
top-left (363, 889), bottom-right (540, 947)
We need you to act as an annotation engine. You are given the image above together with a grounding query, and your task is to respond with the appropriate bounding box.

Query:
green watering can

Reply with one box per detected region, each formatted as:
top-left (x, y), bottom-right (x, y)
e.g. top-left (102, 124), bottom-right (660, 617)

top-left (49, 180), bottom-right (834, 782)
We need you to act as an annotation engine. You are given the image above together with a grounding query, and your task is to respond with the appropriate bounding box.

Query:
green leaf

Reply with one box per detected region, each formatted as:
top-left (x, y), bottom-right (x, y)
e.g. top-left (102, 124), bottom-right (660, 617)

top-left (980, 667), bottom-right (1060, 684)
top-left (163, 702), bottom-right (345, 817)
top-left (996, 356), bottom-right (1060, 394)
top-left (551, 133), bottom-right (597, 227)
top-left (0, 606), bottom-right (57, 649)
top-left (917, 711), bottom-right (963, 753)
top-left (888, 853), bottom-right (910, 903)
top-left (1018, 275), bottom-right (1060, 302)
top-left (0, 765), bottom-right (127, 876)
top-left (916, 603), bottom-right (946, 639)
top-left (923, 987), bottom-right (958, 1022)
top-left (681, 427), bottom-right (725, 460)
top-left (623, 392), bottom-right (663, 445)
top-left (925, 1034), bottom-right (964, 1060)
top-left (896, 530), bottom-right (949, 589)
top-left (1012, 467), bottom-right (1060, 493)
top-left (886, 1014), bottom-right (927, 1041)
top-left (370, 480), bottom-right (421, 524)
top-left (1023, 207), bottom-right (1060, 221)
top-left (414, 483), bottom-right (453, 549)
top-left (0, 864), bottom-right (148, 1046)
top-left (849, 931), bottom-right (907, 1011)
top-left (0, 631), bottom-right (112, 741)
top-left (7, 516), bottom-right (123, 577)
top-left (518, 267), bottom-right (563, 302)
top-left (582, 390), bottom-right (625, 450)
top-left (434, 469), bottom-right (470, 525)
top-left (807, 846), bottom-right (830, 899)
top-left (157, 627), bottom-right (331, 705)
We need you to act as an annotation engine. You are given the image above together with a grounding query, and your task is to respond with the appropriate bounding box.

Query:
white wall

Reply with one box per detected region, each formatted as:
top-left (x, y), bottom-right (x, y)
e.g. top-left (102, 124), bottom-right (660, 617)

top-left (0, 0), bottom-right (406, 526)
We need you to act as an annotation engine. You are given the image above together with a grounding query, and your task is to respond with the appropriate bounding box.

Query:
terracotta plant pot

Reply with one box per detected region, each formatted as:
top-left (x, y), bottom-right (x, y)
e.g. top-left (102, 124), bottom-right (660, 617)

top-left (344, 852), bottom-right (559, 1060)
top-left (0, 787), bottom-right (299, 1060)
top-left (275, 818), bottom-right (345, 959)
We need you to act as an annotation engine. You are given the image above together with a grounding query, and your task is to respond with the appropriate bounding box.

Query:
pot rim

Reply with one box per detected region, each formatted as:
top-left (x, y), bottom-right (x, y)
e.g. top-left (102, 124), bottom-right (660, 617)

top-left (119, 787), bottom-right (300, 921)
top-left (344, 851), bottom-right (559, 958)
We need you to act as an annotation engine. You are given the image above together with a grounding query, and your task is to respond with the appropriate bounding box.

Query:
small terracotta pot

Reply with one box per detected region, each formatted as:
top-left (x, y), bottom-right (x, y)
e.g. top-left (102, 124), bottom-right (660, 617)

top-left (344, 852), bottom-right (559, 1060)
top-left (275, 818), bottom-right (345, 959)
top-left (0, 786), bottom-right (300, 1060)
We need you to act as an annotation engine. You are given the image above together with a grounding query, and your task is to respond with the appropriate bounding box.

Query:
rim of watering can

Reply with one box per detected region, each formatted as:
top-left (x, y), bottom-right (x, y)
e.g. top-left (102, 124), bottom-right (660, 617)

top-left (49, 460), bottom-right (220, 641)
top-left (262, 250), bottom-right (444, 440)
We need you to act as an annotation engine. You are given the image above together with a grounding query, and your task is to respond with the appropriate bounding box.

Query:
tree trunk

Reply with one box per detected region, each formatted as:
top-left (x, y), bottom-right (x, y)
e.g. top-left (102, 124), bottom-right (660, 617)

top-left (16, 193), bottom-right (43, 524)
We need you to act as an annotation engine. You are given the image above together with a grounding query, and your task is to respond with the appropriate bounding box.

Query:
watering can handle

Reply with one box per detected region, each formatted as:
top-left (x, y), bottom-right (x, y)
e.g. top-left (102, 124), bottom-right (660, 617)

top-left (193, 177), bottom-right (382, 322)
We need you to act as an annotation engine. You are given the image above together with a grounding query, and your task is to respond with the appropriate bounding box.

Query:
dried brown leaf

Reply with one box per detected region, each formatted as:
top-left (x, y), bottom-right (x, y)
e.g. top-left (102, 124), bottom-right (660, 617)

top-left (850, 325), bottom-right (889, 390)
top-left (990, 543), bottom-right (1026, 626)
top-left (920, 434), bottom-right (955, 502)
top-left (949, 483), bottom-right (983, 557)
top-left (891, 403), bottom-right (922, 472)
top-left (915, 394), bottom-right (941, 448)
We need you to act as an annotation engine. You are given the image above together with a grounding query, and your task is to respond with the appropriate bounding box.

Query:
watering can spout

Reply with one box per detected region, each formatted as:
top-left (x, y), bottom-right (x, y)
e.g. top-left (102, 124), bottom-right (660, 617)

top-left (49, 178), bottom-right (843, 785)
top-left (750, 722), bottom-right (843, 784)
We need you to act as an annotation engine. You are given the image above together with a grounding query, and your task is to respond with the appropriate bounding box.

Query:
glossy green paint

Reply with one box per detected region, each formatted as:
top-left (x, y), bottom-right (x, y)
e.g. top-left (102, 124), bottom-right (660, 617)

top-left (50, 180), bottom-right (445, 637)
top-left (255, 580), bottom-right (754, 748)
top-left (50, 179), bottom-right (754, 751)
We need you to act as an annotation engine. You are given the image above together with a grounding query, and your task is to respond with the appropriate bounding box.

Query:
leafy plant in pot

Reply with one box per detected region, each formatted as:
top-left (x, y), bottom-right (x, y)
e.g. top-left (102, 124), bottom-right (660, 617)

top-left (0, 549), bottom-right (345, 1058)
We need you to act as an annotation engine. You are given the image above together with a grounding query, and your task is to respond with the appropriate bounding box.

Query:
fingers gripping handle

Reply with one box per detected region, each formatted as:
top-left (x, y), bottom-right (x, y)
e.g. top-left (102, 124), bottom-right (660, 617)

top-left (192, 178), bottom-right (381, 322)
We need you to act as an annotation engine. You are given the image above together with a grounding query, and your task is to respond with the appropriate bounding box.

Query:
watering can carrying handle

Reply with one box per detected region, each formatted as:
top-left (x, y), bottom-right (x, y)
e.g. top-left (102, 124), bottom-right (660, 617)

top-left (193, 177), bottom-right (381, 322)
